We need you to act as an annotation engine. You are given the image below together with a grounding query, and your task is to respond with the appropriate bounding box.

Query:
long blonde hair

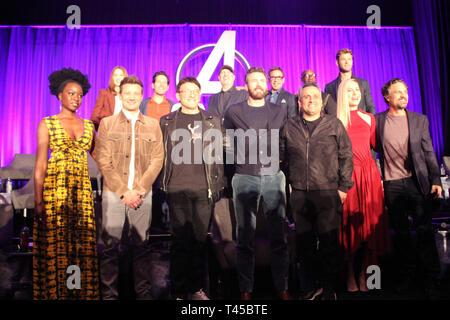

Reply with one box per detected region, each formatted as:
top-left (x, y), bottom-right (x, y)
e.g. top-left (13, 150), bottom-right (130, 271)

top-left (337, 79), bottom-right (359, 129)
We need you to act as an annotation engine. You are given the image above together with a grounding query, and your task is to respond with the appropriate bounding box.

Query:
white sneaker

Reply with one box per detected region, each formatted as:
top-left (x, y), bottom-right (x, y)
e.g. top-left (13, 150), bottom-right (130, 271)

top-left (191, 289), bottom-right (210, 300)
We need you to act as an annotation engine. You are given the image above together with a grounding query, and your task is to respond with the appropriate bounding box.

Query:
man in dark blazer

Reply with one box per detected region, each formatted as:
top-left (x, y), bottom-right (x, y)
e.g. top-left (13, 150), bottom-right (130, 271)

top-left (375, 78), bottom-right (442, 299)
top-left (266, 66), bottom-right (298, 119)
top-left (207, 65), bottom-right (248, 122)
top-left (325, 48), bottom-right (376, 114)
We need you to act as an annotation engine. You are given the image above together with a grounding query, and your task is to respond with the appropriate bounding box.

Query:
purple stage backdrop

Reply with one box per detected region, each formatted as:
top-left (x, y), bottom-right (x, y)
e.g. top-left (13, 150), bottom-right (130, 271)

top-left (0, 24), bottom-right (435, 167)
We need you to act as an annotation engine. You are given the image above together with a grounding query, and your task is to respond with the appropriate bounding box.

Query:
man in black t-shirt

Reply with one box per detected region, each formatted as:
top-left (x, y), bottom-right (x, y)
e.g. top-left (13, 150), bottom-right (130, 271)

top-left (160, 77), bottom-right (225, 300)
top-left (223, 67), bottom-right (291, 300)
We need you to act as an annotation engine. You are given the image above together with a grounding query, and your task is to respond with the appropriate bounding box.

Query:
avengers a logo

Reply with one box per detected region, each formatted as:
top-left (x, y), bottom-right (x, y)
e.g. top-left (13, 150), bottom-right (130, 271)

top-left (176, 31), bottom-right (251, 95)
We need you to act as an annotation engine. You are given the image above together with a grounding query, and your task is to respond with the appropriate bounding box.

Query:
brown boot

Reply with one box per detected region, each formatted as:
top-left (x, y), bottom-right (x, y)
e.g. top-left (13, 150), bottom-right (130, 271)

top-left (279, 290), bottom-right (292, 300)
top-left (241, 292), bottom-right (252, 300)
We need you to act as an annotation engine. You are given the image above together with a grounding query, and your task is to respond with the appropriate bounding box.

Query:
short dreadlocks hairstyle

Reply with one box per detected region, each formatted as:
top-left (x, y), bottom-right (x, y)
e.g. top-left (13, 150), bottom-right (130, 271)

top-left (48, 68), bottom-right (91, 96)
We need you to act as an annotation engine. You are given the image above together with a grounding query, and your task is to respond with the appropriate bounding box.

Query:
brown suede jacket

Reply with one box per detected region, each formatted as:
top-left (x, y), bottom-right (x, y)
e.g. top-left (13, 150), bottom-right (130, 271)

top-left (93, 110), bottom-right (164, 198)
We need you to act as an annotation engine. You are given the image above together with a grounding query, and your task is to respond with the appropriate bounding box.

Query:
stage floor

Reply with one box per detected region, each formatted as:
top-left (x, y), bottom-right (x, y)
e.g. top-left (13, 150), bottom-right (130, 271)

top-left (1, 202), bottom-right (449, 301)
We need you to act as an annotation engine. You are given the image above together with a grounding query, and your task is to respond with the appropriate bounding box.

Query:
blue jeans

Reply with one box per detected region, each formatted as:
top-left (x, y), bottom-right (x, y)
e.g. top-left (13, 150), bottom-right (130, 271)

top-left (231, 171), bottom-right (289, 293)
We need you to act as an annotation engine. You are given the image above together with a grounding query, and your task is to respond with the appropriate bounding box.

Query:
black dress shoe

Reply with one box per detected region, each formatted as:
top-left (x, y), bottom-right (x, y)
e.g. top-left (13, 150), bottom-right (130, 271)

top-left (395, 285), bottom-right (409, 295)
top-left (321, 288), bottom-right (337, 300)
top-left (395, 277), bottom-right (412, 295)
top-left (424, 283), bottom-right (440, 300)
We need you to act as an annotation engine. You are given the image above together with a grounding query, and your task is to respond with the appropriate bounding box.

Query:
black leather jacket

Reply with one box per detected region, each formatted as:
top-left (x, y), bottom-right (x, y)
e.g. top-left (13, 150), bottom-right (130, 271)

top-left (280, 113), bottom-right (354, 192)
top-left (160, 109), bottom-right (226, 202)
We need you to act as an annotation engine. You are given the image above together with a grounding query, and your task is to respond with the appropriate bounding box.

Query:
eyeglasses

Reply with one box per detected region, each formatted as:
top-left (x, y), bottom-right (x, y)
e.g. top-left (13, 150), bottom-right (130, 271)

top-left (304, 73), bottom-right (316, 78)
top-left (269, 76), bottom-right (284, 80)
top-left (179, 89), bottom-right (200, 95)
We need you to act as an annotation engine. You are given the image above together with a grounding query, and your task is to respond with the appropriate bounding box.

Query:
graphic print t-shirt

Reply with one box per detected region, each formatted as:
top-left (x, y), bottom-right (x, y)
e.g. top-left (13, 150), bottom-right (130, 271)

top-left (168, 112), bottom-right (208, 191)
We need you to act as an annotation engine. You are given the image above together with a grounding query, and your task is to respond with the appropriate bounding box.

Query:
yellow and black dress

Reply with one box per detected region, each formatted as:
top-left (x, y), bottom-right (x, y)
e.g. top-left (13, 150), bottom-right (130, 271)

top-left (33, 115), bottom-right (100, 300)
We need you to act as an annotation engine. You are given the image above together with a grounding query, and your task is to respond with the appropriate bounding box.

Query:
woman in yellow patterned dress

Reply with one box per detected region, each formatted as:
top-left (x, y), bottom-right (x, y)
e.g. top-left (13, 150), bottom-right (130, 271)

top-left (33, 68), bottom-right (100, 299)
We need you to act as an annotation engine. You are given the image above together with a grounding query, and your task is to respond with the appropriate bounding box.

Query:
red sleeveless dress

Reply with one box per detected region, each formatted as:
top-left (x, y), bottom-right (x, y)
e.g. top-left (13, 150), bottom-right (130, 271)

top-left (340, 110), bottom-right (390, 259)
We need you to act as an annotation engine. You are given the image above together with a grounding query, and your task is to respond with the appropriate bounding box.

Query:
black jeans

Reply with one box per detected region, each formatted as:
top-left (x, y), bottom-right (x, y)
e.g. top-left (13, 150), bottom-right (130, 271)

top-left (167, 189), bottom-right (213, 298)
top-left (384, 177), bottom-right (440, 284)
top-left (291, 189), bottom-right (341, 291)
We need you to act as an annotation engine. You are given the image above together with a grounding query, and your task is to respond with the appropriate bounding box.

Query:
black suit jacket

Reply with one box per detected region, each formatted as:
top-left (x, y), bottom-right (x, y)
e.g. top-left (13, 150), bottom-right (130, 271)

top-left (267, 88), bottom-right (297, 119)
top-left (322, 91), bottom-right (337, 116)
top-left (325, 75), bottom-right (376, 114)
top-left (207, 86), bottom-right (248, 121)
top-left (374, 109), bottom-right (442, 195)
top-left (293, 91), bottom-right (337, 116)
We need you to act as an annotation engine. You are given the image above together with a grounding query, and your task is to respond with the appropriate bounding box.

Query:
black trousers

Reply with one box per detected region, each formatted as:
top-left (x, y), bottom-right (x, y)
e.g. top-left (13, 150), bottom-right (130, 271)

top-left (384, 177), bottom-right (440, 284)
top-left (167, 189), bottom-right (213, 298)
top-left (291, 189), bottom-right (341, 291)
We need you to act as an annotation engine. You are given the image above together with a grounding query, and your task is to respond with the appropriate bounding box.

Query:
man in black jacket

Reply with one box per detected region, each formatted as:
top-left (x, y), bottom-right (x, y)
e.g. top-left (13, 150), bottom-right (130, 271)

top-left (160, 77), bottom-right (225, 300)
top-left (207, 65), bottom-right (248, 122)
top-left (280, 83), bottom-right (354, 300)
top-left (375, 78), bottom-right (442, 299)
top-left (325, 48), bottom-right (376, 114)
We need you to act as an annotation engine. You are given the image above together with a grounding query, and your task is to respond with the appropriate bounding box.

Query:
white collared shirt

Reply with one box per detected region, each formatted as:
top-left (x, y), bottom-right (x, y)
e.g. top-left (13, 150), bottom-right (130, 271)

top-left (122, 109), bottom-right (139, 190)
top-left (114, 95), bottom-right (123, 115)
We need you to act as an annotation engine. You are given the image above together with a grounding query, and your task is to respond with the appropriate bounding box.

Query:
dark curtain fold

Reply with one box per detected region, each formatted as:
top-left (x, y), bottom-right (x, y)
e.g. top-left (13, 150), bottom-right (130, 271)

top-left (436, 0), bottom-right (450, 157)
top-left (412, 0), bottom-right (449, 160)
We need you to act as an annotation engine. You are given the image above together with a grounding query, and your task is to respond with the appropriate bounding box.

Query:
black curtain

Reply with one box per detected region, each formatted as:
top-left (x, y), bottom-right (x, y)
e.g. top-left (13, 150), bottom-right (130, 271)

top-left (436, 1), bottom-right (450, 157)
top-left (412, 0), bottom-right (450, 158)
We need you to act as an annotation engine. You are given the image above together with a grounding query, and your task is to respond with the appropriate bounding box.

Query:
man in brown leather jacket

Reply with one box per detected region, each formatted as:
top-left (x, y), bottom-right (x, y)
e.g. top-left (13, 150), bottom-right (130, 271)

top-left (93, 75), bottom-right (164, 300)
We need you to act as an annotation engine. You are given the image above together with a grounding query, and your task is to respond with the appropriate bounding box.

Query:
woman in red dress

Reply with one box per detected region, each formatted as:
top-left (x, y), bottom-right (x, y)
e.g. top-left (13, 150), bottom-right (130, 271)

top-left (90, 66), bottom-right (127, 130)
top-left (337, 79), bottom-right (390, 292)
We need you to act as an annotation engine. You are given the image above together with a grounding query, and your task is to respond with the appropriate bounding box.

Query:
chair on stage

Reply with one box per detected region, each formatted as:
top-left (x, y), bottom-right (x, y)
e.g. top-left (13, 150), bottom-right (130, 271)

top-left (443, 156), bottom-right (450, 175)
top-left (10, 176), bottom-right (35, 212)
top-left (5, 153), bottom-right (100, 208)
top-left (8, 166), bottom-right (35, 254)
top-left (0, 154), bottom-right (36, 182)
top-left (0, 154), bottom-right (36, 240)
top-left (87, 153), bottom-right (102, 197)
top-left (4, 152), bottom-right (101, 230)
top-left (1, 153), bottom-right (100, 182)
